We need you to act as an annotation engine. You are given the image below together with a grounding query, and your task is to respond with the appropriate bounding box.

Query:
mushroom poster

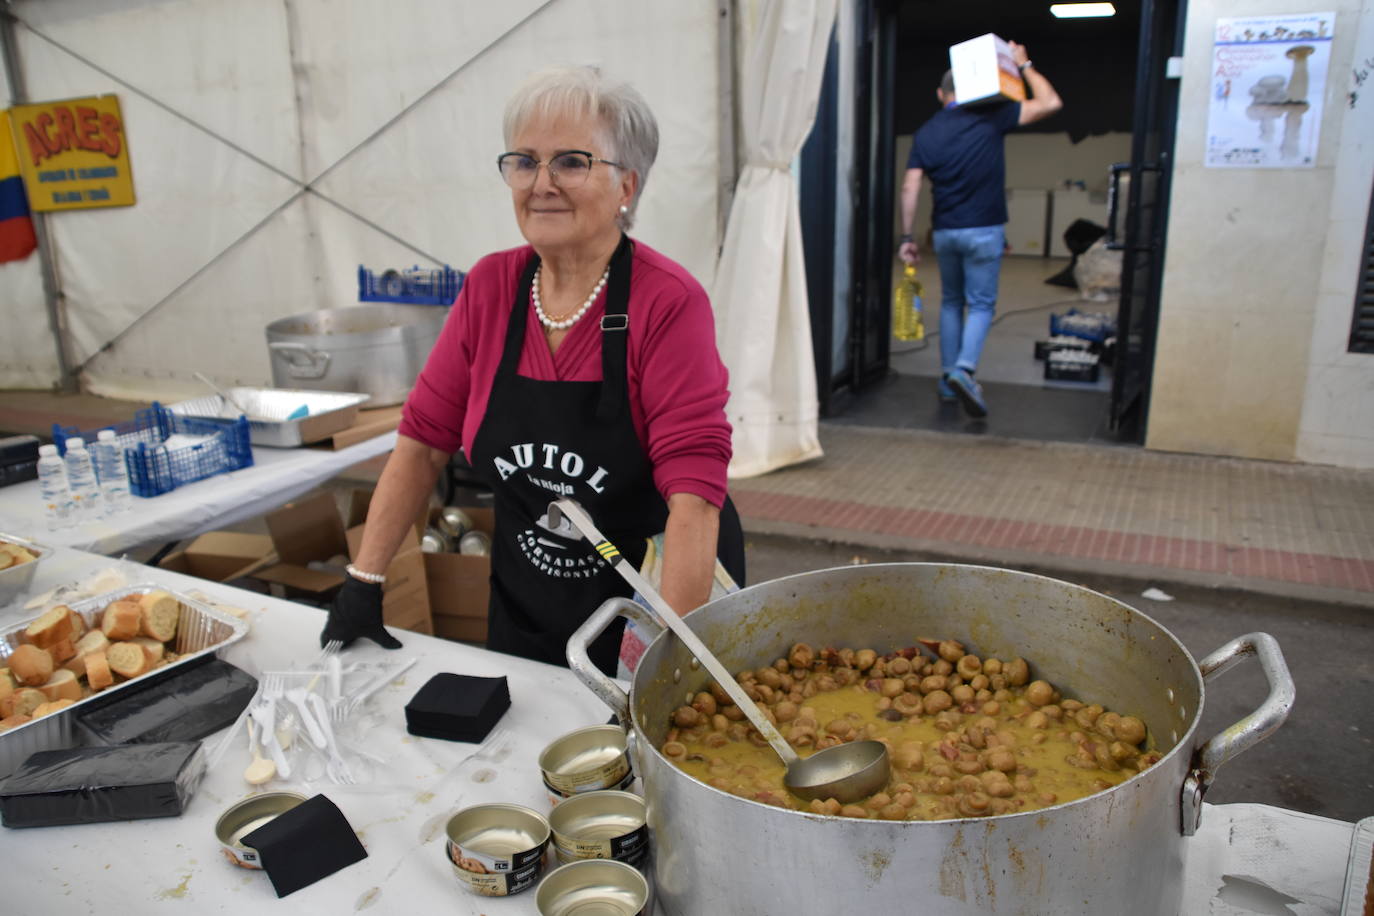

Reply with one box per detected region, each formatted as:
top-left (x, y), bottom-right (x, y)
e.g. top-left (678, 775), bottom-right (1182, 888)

top-left (1206, 12), bottom-right (1334, 168)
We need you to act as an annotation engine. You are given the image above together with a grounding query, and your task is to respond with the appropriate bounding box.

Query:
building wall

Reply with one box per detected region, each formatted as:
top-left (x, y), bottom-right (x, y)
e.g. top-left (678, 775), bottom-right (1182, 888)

top-left (1148, 0), bottom-right (1374, 467)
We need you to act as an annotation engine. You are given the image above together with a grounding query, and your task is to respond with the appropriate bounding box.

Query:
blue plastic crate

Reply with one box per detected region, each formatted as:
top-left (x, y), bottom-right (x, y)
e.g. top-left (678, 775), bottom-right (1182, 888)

top-left (52, 403), bottom-right (253, 498)
top-left (358, 264), bottom-right (464, 305)
top-left (1049, 309), bottom-right (1116, 344)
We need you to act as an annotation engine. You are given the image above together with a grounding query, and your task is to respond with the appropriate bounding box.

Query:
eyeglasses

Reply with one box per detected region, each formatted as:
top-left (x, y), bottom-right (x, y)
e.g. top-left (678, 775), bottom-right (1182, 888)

top-left (497, 150), bottom-right (625, 189)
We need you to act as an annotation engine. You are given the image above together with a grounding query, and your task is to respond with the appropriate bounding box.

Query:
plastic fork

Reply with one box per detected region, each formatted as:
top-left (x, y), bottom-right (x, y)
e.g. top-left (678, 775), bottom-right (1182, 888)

top-left (307, 691), bottom-right (354, 784)
top-left (333, 657), bottom-right (416, 721)
top-left (318, 639), bottom-right (343, 661)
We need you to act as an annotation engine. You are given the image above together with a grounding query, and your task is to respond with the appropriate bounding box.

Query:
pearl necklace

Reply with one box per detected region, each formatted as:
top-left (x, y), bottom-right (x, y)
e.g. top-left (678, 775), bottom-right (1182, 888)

top-left (532, 264), bottom-right (610, 331)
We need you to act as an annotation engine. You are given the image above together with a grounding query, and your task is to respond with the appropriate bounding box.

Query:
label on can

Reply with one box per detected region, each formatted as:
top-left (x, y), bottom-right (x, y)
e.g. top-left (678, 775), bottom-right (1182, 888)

top-left (554, 823), bottom-right (649, 865)
top-left (544, 765), bottom-right (635, 806)
top-left (447, 839), bottom-right (544, 896)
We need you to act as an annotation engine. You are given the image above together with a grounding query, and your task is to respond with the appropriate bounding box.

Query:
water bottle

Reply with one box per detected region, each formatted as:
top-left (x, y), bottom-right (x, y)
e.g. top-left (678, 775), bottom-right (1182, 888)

top-left (36, 444), bottom-right (74, 531)
top-left (892, 263), bottom-right (926, 342)
top-left (63, 436), bottom-right (102, 519)
top-left (95, 429), bottom-right (131, 515)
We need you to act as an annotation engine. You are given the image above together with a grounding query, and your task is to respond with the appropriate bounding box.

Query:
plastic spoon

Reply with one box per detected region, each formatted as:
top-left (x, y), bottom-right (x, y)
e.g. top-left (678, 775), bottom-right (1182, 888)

top-left (244, 719), bottom-right (277, 785)
top-left (548, 498), bottom-right (890, 805)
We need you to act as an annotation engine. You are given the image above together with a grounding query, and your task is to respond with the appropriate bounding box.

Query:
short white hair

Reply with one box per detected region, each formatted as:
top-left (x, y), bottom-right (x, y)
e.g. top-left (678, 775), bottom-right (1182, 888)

top-left (503, 65), bottom-right (659, 231)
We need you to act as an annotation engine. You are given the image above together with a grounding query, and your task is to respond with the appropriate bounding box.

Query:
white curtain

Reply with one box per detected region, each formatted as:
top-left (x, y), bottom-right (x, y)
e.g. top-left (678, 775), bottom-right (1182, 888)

top-left (714, 0), bottom-right (835, 478)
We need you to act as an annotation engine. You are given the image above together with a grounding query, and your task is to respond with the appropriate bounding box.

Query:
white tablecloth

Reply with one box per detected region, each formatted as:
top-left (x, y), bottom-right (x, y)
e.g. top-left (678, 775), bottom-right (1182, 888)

top-left (0, 432), bottom-right (396, 555)
top-left (0, 547), bottom-right (1360, 915)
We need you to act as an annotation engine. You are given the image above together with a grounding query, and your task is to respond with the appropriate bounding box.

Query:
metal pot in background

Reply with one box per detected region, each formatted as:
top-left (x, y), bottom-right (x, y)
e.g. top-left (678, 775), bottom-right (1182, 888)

top-left (568, 563), bottom-right (1295, 916)
top-left (265, 304), bottom-right (447, 407)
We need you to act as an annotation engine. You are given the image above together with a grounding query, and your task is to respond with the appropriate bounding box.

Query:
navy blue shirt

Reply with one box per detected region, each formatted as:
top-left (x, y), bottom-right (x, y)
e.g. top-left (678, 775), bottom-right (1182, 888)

top-left (907, 102), bottom-right (1021, 230)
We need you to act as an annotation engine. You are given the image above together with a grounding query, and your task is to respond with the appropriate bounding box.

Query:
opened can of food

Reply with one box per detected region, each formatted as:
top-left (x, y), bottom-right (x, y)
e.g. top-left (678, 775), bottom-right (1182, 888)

top-left (536, 858), bottom-right (650, 915)
top-left (215, 792), bottom-right (308, 869)
top-left (539, 724), bottom-right (634, 805)
top-left (437, 506), bottom-right (474, 541)
top-left (548, 789), bottom-right (648, 866)
top-left (445, 803), bottom-right (550, 897)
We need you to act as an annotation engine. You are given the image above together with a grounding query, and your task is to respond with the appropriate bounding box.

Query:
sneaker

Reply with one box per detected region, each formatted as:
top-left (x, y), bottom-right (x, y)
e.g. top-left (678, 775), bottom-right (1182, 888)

top-left (937, 376), bottom-right (957, 403)
top-left (946, 368), bottom-right (988, 418)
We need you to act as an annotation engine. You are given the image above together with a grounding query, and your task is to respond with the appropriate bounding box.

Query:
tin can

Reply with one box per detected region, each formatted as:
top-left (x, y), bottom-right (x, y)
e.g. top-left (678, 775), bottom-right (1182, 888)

top-left (458, 530), bottom-right (491, 556)
top-left (445, 803), bottom-right (550, 897)
top-left (215, 792), bottom-right (307, 869)
top-left (437, 506), bottom-right (474, 540)
top-left (421, 527), bottom-right (452, 554)
top-left (548, 790), bottom-right (648, 866)
top-left (536, 859), bottom-right (650, 916)
top-left (539, 724), bottom-right (634, 806)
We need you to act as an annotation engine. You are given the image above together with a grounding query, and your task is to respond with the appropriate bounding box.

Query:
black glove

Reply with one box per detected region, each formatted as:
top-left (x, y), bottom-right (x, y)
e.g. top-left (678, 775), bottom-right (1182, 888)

top-left (321, 576), bottom-right (403, 650)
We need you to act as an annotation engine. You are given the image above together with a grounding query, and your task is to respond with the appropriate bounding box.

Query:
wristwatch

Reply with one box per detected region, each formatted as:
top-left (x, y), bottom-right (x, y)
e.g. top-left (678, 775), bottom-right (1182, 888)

top-left (1018, 60), bottom-right (1033, 72)
top-left (900, 233), bottom-right (913, 243)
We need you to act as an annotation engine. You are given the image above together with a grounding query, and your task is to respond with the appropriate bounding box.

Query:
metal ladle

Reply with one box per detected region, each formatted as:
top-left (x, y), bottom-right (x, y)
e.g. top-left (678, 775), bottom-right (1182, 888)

top-left (548, 498), bottom-right (890, 805)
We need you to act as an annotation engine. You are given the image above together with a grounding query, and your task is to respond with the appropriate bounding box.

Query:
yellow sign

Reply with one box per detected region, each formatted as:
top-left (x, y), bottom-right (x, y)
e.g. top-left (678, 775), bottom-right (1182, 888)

top-left (8, 94), bottom-right (135, 211)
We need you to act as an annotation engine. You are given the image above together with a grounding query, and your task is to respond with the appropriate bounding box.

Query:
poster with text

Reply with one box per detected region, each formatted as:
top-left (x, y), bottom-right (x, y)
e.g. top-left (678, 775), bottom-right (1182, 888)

top-left (1206, 12), bottom-right (1334, 168)
top-left (8, 95), bottom-right (135, 210)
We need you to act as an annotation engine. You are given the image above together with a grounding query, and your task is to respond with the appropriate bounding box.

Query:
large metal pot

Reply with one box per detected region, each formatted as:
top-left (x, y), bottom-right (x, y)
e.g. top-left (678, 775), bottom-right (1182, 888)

top-left (265, 304), bottom-right (447, 406)
top-left (568, 563), bottom-right (1293, 916)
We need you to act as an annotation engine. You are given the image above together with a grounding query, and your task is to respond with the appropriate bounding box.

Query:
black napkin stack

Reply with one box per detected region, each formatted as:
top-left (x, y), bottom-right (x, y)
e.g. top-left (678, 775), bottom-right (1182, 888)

top-left (76, 656), bottom-right (258, 745)
top-left (0, 742), bottom-right (205, 828)
top-left (241, 794), bottom-right (367, 897)
top-left (404, 673), bottom-right (510, 742)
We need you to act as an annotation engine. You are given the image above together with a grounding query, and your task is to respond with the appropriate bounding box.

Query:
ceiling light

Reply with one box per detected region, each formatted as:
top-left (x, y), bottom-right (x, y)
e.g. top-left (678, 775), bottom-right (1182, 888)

top-left (1050, 3), bottom-right (1117, 18)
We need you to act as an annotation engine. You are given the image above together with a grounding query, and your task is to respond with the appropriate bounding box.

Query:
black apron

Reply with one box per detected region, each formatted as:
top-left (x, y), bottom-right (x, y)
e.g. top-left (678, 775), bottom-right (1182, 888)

top-left (469, 235), bottom-right (744, 675)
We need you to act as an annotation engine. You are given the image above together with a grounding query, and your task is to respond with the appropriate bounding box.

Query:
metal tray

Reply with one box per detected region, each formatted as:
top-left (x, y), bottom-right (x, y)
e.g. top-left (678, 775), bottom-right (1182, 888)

top-left (0, 584), bottom-right (249, 778)
top-left (1342, 816), bottom-right (1374, 916)
top-left (0, 533), bottom-right (49, 612)
top-left (167, 388), bottom-right (371, 447)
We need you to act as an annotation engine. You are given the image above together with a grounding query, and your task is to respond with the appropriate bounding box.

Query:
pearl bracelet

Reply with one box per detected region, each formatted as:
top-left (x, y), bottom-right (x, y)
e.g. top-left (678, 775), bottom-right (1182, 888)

top-left (346, 563), bottom-right (386, 585)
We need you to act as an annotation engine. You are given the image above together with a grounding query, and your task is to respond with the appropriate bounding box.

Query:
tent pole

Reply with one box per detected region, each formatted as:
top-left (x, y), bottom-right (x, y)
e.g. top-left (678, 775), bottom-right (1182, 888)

top-left (717, 0), bottom-right (737, 244)
top-left (0, 10), bottom-right (77, 393)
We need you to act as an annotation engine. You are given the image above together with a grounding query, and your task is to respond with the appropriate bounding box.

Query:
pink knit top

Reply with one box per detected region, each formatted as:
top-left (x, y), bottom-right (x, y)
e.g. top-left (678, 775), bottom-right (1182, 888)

top-left (398, 241), bottom-right (732, 507)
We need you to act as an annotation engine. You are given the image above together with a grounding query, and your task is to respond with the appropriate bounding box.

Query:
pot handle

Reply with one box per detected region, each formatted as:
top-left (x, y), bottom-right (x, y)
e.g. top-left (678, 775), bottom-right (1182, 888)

top-left (566, 596), bottom-right (661, 724)
top-left (269, 341), bottom-right (331, 379)
top-left (1180, 631), bottom-right (1294, 836)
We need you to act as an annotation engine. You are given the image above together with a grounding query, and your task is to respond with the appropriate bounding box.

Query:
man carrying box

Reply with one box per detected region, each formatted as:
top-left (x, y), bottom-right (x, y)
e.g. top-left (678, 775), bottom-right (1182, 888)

top-left (898, 40), bottom-right (1063, 418)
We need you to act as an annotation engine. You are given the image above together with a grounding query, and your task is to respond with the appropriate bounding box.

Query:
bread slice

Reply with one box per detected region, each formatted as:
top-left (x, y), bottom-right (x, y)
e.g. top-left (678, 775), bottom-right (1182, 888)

top-left (24, 604), bottom-right (75, 649)
top-left (39, 669), bottom-right (82, 702)
top-left (31, 698), bottom-right (76, 718)
top-left (0, 669), bottom-right (12, 703)
top-left (48, 637), bottom-right (77, 665)
top-left (1, 687), bottom-right (46, 718)
top-left (0, 712), bottom-right (32, 732)
top-left (63, 630), bottom-right (111, 677)
top-left (139, 590), bottom-right (180, 643)
top-left (67, 607), bottom-right (87, 639)
top-left (9, 644), bottom-right (54, 687)
top-left (85, 652), bottom-right (113, 691)
top-left (101, 599), bottom-right (143, 641)
top-left (131, 636), bottom-right (165, 666)
top-left (106, 642), bottom-right (147, 679)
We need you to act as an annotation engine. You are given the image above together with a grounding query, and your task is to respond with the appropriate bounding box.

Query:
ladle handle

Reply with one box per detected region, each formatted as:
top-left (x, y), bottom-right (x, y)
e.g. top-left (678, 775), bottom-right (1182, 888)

top-left (549, 499), bottom-right (800, 767)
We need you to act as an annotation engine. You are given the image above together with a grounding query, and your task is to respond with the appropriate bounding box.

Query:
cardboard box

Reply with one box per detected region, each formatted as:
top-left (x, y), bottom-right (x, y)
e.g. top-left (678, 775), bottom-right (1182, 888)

top-left (948, 33), bottom-right (1026, 106)
top-left (424, 506), bottom-right (493, 645)
top-left (253, 490), bottom-right (433, 636)
top-left (158, 532), bottom-right (276, 583)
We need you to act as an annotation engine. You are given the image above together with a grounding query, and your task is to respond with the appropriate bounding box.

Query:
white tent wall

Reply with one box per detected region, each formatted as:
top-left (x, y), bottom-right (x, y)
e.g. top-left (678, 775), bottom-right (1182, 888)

top-left (2, 0), bottom-right (723, 399)
top-left (0, 28), bottom-right (57, 389)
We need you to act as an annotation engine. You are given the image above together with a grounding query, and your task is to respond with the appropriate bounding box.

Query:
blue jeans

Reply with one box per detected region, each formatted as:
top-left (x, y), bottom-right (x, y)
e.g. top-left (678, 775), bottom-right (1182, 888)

top-left (932, 225), bottom-right (1005, 375)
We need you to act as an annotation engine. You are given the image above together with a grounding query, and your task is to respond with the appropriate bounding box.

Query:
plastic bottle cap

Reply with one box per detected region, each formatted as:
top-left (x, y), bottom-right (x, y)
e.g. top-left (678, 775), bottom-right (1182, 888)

top-left (67, 437), bottom-right (85, 449)
top-left (97, 430), bottom-right (115, 441)
top-left (39, 444), bottom-right (57, 457)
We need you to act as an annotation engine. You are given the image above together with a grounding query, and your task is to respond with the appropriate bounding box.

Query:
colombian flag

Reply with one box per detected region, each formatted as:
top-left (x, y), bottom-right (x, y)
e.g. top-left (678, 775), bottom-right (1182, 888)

top-left (0, 110), bottom-right (37, 263)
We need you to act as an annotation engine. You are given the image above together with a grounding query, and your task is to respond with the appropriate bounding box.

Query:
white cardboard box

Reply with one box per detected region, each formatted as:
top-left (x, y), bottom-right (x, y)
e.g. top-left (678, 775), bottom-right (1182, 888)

top-left (949, 33), bottom-right (1026, 106)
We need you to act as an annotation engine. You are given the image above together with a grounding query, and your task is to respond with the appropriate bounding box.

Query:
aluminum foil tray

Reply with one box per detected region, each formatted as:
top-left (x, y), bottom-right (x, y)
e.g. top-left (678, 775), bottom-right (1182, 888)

top-left (0, 584), bottom-right (249, 779)
top-left (1342, 816), bottom-right (1374, 915)
top-left (168, 387), bottom-right (371, 447)
top-left (0, 533), bottom-right (49, 612)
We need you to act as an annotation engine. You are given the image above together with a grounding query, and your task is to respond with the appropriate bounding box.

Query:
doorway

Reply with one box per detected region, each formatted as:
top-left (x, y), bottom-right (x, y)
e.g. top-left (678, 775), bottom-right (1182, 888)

top-left (801, 0), bottom-right (1184, 445)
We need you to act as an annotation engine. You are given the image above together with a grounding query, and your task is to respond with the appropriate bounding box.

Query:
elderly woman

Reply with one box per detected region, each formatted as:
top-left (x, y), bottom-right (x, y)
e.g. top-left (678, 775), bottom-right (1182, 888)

top-left (322, 66), bottom-right (744, 674)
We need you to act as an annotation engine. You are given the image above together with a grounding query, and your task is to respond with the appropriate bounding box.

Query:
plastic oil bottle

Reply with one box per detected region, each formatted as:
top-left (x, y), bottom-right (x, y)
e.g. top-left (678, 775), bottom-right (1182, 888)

top-left (892, 263), bottom-right (925, 342)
